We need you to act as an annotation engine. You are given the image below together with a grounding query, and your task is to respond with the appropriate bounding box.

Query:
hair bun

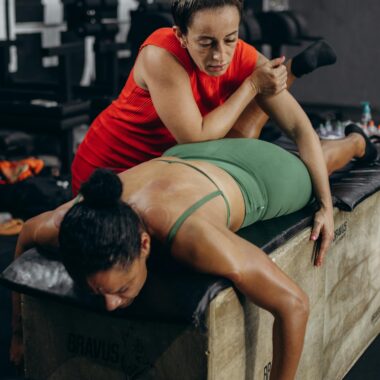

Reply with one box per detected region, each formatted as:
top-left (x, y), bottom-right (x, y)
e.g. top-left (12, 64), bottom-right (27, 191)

top-left (80, 169), bottom-right (122, 208)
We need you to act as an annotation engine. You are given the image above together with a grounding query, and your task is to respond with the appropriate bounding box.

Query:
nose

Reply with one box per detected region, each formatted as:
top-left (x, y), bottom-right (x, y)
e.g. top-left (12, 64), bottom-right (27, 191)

top-left (104, 294), bottom-right (122, 311)
top-left (212, 42), bottom-right (225, 61)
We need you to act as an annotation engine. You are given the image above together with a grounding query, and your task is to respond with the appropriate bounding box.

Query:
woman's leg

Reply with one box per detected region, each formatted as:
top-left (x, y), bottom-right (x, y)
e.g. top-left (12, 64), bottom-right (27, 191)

top-left (227, 41), bottom-right (337, 139)
top-left (322, 125), bottom-right (378, 174)
top-left (321, 134), bottom-right (364, 175)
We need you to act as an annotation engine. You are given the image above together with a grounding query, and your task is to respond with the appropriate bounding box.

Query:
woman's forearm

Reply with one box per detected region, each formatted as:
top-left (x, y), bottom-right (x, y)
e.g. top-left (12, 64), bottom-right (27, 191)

top-left (293, 124), bottom-right (334, 264)
top-left (144, 47), bottom-right (287, 143)
top-left (197, 58), bottom-right (287, 142)
top-left (294, 126), bottom-right (333, 210)
top-left (257, 91), bottom-right (334, 263)
top-left (198, 80), bottom-right (258, 141)
top-left (14, 217), bottom-right (40, 258)
top-left (257, 91), bottom-right (333, 209)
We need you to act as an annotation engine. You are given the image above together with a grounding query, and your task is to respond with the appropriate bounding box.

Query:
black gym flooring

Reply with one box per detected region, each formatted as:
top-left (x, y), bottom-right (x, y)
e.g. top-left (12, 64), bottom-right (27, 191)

top-left (0, 234), bottom-right (379, 379)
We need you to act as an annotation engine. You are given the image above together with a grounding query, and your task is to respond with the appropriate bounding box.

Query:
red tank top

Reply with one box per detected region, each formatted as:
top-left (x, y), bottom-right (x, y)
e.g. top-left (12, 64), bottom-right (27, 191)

top-left (72, 28), bottom-right (258, 193)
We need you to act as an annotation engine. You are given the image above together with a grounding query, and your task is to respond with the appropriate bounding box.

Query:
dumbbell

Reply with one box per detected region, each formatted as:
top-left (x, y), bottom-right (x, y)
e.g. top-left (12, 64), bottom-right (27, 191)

top-left (282, 11), bottom-right (321, 41)
top-left (128, 9), bottom-right (174, 59)
top-left (240, 13), bottom-right (262, 44)
top-left (255, 11), bottom-right (299, 46)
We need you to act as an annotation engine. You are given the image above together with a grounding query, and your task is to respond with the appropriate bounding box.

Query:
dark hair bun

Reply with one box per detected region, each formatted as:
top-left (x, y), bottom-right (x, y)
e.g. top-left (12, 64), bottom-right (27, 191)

top-left (80, 168), bottom-right (122, 208)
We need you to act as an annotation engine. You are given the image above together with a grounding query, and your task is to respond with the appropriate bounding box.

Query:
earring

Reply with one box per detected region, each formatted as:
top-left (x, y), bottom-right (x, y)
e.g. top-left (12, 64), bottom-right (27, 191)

top-left (180, 40), bottom-right (187, 48)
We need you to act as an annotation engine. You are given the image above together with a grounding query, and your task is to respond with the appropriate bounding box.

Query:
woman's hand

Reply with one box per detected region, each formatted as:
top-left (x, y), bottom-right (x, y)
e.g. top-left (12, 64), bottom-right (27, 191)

top-left (249, 56), bottom-right (287, 96)
top-left (310, 205), bottom-right (334, 267)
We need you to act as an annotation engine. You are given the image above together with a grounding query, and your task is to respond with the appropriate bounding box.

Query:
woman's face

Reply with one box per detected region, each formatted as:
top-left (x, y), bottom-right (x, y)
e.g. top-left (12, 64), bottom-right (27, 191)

top-left (87, 233), bottom-right (150, 311)
top-left (175, 5), bottom-right (240, 76)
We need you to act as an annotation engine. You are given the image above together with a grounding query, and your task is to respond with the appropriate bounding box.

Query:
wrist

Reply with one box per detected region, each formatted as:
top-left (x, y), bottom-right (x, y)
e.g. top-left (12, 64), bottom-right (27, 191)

top-left (246, 78), bottom-right (259, 96)
top-left (318, 200), bottom-right (333, 211)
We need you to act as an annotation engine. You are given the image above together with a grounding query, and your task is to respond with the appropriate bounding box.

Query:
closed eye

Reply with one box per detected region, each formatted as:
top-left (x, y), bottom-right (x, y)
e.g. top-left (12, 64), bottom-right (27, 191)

top-left (198, 39), bottom-right (213, 48)
top-left (116, 285), bottom-right (129, 294)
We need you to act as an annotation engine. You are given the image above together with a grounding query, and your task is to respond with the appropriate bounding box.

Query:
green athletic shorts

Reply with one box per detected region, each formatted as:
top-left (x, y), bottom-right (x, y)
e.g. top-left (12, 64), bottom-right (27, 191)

top-left (163, 138), bottom-right (313, 228)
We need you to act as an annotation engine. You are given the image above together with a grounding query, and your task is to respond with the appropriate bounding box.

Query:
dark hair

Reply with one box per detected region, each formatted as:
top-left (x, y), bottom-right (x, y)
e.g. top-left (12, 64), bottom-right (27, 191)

top-left (171, 0), bottom-right (243, 34)
top-left (59, 169), bottom-right (143, 285)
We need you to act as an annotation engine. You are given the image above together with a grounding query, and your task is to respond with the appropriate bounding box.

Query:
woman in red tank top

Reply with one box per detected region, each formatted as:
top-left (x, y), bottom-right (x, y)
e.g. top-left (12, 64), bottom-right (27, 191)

top-left (72, 3), bottom-right (338, 328)
top-left (71, 0), bottom-right (291, 194)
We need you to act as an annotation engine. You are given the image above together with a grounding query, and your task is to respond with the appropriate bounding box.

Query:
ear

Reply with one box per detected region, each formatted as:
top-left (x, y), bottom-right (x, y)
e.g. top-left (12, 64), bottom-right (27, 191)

top-left (140, 231), bottom-right (151, 260)
top-left (173, 26), bottom-right (187, 48)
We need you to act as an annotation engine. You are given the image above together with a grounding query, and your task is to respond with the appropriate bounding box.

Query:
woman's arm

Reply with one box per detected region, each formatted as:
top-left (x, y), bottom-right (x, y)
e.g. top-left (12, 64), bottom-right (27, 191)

top-left (227, 53), bottom-right (299, 139)
top-left (226, 53), bottom-right (276, 139)
top-left (14, 210), bottom-right (60, 258)
top-left (10, 203), bottom-right (70, 366)
top-left (172, 220), bottom-right (309, 380)
top-left (256, 91), bottom-right (334, 265)
top-left (134, 46), bottom-right (287, 143)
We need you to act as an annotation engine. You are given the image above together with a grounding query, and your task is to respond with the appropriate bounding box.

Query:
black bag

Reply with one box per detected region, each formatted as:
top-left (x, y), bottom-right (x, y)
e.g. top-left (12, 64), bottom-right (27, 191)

top-left (0, 130), bottom-right (34, 160)
top-left (0, 176), bottom-right (72, 219)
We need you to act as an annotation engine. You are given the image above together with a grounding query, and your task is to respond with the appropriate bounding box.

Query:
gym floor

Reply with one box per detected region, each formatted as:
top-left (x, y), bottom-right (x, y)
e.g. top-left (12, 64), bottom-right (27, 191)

top-left (1, 234), bottom-right (379, 379)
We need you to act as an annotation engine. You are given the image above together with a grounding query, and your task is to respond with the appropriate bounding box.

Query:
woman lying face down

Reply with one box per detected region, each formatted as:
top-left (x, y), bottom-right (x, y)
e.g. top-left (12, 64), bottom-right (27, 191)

top-left (15, 137), bottom-right (319, 379)
top-left (13, 130), bottom-right (378, 378)
top-left (60, 139), bottom-right (316, 314)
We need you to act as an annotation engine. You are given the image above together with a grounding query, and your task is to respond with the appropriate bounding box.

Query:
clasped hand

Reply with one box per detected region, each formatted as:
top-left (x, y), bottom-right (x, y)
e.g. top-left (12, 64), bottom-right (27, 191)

top-left (250, 56), bottom-right (287, 96)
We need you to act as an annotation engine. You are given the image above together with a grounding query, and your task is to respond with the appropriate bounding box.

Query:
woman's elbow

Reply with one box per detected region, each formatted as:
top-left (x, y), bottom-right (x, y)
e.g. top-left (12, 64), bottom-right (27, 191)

top-left (176, 132), bottom-right (212, 144)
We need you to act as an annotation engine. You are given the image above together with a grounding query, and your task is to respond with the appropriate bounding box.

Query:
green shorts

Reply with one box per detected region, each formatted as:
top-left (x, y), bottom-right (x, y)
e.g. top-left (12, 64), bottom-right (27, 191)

top-left (163, 138), bottom-right (313, 228)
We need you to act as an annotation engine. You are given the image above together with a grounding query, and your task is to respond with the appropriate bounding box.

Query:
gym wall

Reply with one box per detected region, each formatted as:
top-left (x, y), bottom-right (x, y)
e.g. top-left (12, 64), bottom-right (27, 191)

top-left (289, 0), bottom-right (380, 109)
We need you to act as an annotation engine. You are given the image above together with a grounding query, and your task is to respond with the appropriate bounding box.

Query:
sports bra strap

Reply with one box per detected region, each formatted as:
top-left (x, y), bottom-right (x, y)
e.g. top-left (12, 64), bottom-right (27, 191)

top-left (156, 159), bottom-right (231, 245)
top-left (166, 190), bottom-right (222, 246)
top-left (158, 159), bottom-right (222, 189)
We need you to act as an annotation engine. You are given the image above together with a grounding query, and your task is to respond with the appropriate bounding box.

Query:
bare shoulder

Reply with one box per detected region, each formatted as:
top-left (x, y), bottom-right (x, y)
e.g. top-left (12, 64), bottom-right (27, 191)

top-left (139, 44), bottom-right (181, 67)
top-left (138, 203), bottom-right (173, 242)
top-left (25, 198), bottom-right (76, 248)
top-left (169, 218), bottom-right (242, 279)
top-left (137, 45), bottom-right (188, 83)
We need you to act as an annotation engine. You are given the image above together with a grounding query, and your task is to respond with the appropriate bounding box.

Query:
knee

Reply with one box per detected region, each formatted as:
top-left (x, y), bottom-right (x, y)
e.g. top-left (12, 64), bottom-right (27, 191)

top-left (275, 288), bottom-right (310, 322)
top-left (288, 289), bottom-right (310, 321)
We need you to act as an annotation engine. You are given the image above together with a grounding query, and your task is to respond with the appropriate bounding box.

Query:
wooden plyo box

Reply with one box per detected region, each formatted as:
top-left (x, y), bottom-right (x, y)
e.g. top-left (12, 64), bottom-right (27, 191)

top-left (22, 192), bottom-right (380, 380)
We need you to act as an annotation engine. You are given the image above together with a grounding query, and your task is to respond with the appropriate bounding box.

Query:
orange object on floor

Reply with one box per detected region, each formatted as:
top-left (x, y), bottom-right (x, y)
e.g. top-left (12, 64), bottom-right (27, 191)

top-left (0, 157), bottom-right (44, 184)
top-left (0, 219), bottom-right (24, 235)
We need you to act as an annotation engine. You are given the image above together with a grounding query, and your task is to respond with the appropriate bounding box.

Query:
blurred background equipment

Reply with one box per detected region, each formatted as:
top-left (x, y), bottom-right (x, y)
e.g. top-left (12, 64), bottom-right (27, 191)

top-left (0, 0), bottom-right (378, 173)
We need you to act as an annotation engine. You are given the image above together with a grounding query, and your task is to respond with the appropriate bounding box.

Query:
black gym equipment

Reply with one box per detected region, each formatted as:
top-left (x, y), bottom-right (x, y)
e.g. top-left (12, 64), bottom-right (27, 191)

top-left (255, 10), bottom-right (321, 58)
top-left (63, 0), bottom-right (125, 99)
top-left (0, 31), bottom-right (90, 173)
top-left (0, 0), bottom-right (128, 173)
top-left (127, 3), bottom-right (174, 63)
